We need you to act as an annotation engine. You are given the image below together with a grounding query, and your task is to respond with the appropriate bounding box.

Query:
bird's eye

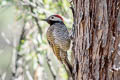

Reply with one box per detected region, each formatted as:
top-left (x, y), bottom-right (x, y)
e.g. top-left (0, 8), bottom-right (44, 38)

top-left (51, 16), bottom-right (54, 19)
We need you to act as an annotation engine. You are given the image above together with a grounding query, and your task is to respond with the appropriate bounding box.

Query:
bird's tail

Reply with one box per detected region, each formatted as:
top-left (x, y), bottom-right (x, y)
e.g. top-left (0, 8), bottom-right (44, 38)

top-left (64, 57), bottom-right (73, 74)
top-left (60, 50), bottom-right (73, 76)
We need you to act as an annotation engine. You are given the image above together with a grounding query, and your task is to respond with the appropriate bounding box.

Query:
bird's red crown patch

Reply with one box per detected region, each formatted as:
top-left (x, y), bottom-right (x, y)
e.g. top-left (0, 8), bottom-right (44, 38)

top-left (55, 15), bottom-right (64, 21)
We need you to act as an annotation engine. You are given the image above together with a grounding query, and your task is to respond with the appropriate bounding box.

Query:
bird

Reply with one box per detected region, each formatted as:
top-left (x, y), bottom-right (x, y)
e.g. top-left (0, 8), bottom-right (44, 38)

top-left (42, 15), bottom-right (72, 74)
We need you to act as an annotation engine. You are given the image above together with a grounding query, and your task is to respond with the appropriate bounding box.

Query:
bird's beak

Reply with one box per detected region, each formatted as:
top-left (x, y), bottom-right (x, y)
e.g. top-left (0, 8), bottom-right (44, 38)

top-left (41, 18), bottom-right (50, 24)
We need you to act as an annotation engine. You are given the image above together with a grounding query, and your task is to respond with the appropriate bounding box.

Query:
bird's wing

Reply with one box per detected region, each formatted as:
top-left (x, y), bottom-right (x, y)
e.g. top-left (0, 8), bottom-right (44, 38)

top-left (52, 44), bottom-right (61, 61)
top-left (52, 24), bottom-right (70, 51)
top-left (47, 39), bottom-right (62, 61)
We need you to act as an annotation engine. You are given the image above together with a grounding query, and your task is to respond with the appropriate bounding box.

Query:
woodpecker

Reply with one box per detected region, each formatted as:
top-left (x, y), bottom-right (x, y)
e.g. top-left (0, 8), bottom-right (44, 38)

top-left (42, 15), bottom-right (72, 74)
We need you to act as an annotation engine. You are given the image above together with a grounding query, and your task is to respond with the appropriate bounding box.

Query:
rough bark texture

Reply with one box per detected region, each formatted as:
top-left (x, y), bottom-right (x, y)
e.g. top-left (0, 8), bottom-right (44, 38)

top-left (72, 0), bottom-right (120, 80)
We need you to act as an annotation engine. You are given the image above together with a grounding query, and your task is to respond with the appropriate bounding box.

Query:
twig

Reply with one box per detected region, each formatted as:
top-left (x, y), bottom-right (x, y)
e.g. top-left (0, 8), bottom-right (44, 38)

top-left (0, 72), bottom-right (6, 80)
top-left (69, 1), bottom-right (75, 40)
top-left (46, 54), bottom-right (56, 80)
top-left (26, 66), bottom-right (33, 80)
top-left (29, 3), bottom-right (42, 36)
top-left (21, 0), bottom-right (42, 36)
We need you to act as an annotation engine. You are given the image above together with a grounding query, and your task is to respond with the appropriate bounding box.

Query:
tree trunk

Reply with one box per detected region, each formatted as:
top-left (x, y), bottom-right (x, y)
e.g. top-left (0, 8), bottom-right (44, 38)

top-left (72, 0), bottom-right (120, 80)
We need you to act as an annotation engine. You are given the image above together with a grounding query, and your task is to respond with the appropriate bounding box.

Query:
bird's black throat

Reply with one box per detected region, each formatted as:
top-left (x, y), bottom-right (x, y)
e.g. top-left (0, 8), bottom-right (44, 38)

top-left (48, 21), bottom-right (64, 25)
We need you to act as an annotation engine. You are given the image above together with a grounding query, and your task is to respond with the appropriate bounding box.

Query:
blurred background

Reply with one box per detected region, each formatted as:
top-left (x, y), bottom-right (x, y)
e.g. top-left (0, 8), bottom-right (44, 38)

top-left (0, 0), bottom-right (73, 80)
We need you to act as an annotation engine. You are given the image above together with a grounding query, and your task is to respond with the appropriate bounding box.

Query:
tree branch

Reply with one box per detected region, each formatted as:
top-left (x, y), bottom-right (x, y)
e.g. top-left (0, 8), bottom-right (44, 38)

top-left (11, 22), bottom-right (25, 80)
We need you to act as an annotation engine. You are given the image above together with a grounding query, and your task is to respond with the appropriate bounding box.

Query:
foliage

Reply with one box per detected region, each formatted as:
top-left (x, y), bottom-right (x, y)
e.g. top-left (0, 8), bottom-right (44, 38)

top-left (0, 0), bottom-right (73, 80)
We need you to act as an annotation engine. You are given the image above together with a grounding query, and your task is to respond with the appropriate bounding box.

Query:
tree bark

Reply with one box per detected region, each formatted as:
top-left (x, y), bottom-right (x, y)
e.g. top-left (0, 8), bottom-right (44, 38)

top-left (72, 0), bottom-right (120, 80)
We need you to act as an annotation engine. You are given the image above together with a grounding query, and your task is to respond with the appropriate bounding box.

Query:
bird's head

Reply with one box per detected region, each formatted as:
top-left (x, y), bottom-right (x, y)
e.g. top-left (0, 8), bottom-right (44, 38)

top-left (41, 15), bottom-right (64, 25)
